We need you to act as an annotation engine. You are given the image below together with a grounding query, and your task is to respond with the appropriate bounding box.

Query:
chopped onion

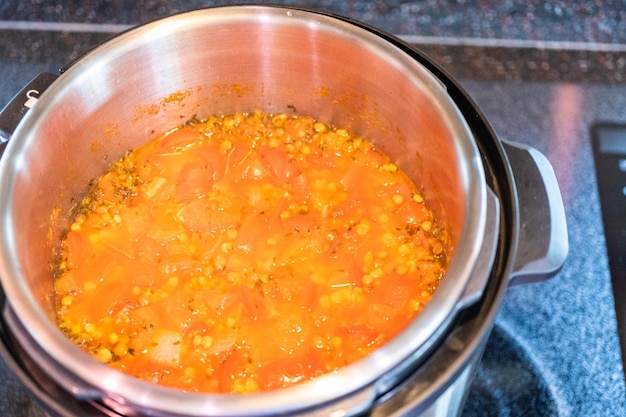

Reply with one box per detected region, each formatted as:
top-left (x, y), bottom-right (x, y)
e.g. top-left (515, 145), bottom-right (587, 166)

top-left (148, 331), bottom-right (182, 366)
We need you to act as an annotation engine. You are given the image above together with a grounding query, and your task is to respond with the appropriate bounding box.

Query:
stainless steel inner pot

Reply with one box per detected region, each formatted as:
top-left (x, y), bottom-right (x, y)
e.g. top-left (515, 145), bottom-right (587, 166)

top-left (0, 6), bottom-right (566, 417)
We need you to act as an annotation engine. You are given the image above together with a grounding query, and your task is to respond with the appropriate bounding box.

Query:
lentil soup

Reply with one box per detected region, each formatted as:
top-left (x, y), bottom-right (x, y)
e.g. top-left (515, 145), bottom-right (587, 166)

top-left (54, 111), bottom-right (449, 393)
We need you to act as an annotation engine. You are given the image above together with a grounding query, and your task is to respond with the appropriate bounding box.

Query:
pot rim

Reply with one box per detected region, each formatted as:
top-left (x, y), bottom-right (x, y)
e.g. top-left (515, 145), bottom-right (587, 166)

top-left (0, 5), bottom-right (487, 416)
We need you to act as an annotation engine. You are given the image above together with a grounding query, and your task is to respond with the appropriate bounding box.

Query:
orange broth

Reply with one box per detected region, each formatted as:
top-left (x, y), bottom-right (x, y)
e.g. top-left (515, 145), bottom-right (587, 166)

top-left (54, 111), bottom-right (449, 393)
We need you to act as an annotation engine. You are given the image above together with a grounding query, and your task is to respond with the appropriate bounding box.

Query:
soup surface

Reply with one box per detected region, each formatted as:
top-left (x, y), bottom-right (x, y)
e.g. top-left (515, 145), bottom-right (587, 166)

top-left (55, 111), bottom-right (449, 393)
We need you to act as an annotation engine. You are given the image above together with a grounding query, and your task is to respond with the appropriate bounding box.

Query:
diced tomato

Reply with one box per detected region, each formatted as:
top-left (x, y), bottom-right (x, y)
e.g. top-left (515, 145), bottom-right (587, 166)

top-left (240, 284), bottom-right (277, 321)
top-left (342, 324), bottom-right (381, 349)
top-left (212, 349), bottom-right (248, 393)
top-left (61, 230), bottom-right (85, 266)
top-left (158, 126), bottom-right (202, 152)
top-left (282, 212), bottom-right (317, 235)
top-left (305, 151), bottom-right (336, 170)
top-left (370, 275), bottom-right (416, 307)
top-left (330, 195), bottom-right (366, 219)
top-left (287, 172), bottom-right (312, 202)
top-left (110, 352), bottom-right (164, 380)
top-left (54, 269), bottom-right (80, 297)
top-left (225, 143), bottom-right (254, 172)
top-left (134, 235), bottom-right (165, 272)
top-left (255, 350), bottom-right (322, 390)
top-left (176, 160), bottom-right (216, 202)
top-left (189, 290), bottom-right (232, 316)
top-left (356, 147), bottom-right (388, 169)
top-left (156, 294), bottom-right (196, 331)
top-left (378, 181), bottom-right (414, 201)
top-left (258, 147), bottom-right (297, 181)
top-left (395, 198), bottom-right (430, 227)
top-left (241, 159), bottom-right (271, 181)
top-left (146, 208), bottom-right (182, 242)
top-left (234, 199), bottom-right (287, 254)
top-left (177, 199), bottom-right (240, 233)
top-left (340, 160), bottom-right (372, 191)
top-left (122, 205), bottom-right (150, 237)
top-left (131, 304), bottom-right (179, 338)
top-left (75, 259), bottom-right (136, 320)
top-left (99, 227), bottom-right (136, 259)
top-left (242, 314), bottom-right (309, 364)
top-left (195, 145), bottom-right (227, 183)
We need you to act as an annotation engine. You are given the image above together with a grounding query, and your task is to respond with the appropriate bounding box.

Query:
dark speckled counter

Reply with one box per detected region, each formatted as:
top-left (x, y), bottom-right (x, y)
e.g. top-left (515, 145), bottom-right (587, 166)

top-left (1, 1), bottom-right (625, 416)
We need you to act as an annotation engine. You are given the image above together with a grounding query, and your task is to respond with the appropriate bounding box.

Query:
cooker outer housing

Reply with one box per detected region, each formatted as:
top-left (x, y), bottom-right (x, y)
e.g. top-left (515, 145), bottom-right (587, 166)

top-left (0, 6), bottom-right (568, 417)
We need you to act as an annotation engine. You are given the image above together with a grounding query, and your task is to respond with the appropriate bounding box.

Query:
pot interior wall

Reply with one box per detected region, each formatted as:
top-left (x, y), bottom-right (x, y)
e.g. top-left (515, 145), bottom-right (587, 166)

top-left (6, 5), bottom-right (471, 354)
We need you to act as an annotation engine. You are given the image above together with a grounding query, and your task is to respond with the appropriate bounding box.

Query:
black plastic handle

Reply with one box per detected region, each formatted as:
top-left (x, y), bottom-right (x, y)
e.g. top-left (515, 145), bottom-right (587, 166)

top-left (0, 72), bottom-right (59, 158)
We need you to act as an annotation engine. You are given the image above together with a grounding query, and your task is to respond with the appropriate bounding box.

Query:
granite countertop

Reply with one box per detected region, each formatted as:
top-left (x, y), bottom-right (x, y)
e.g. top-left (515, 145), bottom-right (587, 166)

top-left (1, 1), bottom-right (625, 416)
